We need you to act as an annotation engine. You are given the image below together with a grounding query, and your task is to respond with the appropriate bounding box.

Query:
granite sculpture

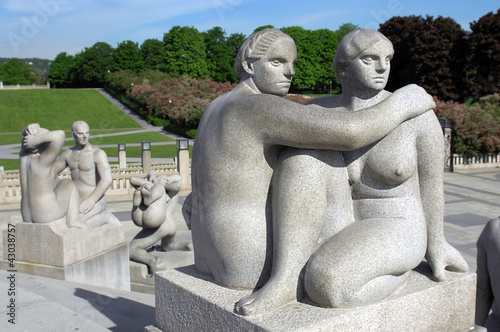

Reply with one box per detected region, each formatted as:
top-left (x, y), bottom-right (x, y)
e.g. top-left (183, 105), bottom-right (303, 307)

top-left (53, 120), bottom-right (120, 227)
top-left (476, 217), bottom-right (500, 330)
top-left (184, 28), bottom-right (436, 302)
top-left (130, 172), bottom-right (191, 276)
top-left (20, 123), bottom-right (86, 228)
top-left (234, 29), bottom-right (468, 316)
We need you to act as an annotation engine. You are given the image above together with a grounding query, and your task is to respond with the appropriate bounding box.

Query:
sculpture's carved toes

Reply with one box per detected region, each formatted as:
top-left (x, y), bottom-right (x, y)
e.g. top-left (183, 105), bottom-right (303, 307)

top-left (67, 220), bottom-right (89, 229)
top-left (234, 282), bottom-right (296, 316)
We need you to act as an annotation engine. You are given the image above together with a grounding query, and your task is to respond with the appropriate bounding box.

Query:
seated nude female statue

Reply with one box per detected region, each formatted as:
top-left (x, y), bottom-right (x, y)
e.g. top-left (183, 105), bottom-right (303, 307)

top-left (20, 123), bottom-right (86, 228)
top-left (184, 28), bottom-right (435, 292)
top-left (236, 29), bottom-right (468, 316)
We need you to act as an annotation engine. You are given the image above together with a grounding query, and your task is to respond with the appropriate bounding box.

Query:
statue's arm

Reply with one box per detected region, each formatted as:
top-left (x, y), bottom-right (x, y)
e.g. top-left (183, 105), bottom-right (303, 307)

top-left (261, 84), bottom-right (435, 151)
top-left (417, 111), bottom-right (468, 281)
top-left (53, 150), bottom-right (69, 174)
top-left (23, 128), bottom-right (65, 166)
top-left (88, 148), bottom-right (113, 203)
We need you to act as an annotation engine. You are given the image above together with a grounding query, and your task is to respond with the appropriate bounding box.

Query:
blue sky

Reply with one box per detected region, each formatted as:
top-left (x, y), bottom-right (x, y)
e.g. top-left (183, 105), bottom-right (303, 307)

top-left (0, 0), bottom-right (498, 60)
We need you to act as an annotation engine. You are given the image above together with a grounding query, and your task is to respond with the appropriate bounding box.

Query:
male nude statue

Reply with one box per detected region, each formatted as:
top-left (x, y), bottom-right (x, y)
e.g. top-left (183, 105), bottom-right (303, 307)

top-left (54, 121), bottom-right (120, 226)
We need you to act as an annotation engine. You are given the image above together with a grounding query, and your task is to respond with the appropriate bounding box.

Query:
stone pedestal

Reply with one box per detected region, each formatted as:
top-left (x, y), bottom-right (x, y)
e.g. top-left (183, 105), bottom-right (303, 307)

top-left (149, 264), bottom-right (476, 332)
top-left (3, 220), bottom-right (130, 290)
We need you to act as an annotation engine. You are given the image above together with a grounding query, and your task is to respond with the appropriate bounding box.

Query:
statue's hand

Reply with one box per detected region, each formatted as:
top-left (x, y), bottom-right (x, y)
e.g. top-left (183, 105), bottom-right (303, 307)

top-left (25, 123), bottom-right (41, 136)
top-left (426, 241), bottom-right (469, 282)
top-left (79, 198), bottom-right (95, 214)
top-left (23, 134), bottom-right (38, 150)
top-left (393, 84), bottom-right (436, 118)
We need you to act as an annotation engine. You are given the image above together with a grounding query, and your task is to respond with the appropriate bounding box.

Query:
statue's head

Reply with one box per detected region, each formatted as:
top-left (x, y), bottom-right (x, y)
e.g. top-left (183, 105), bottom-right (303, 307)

top-left (71, 120), bottom-right (90, 147)
top-left (234, 28), bottom-right (297, 96)
top-left (333, 29), bottom-right (393, 90)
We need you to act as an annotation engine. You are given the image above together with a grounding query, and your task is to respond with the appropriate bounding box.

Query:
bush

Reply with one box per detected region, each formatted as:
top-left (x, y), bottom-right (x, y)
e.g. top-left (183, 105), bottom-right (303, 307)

top-left (128, 76), bottom-right (235, 130)
top-left (434, 96), bottom-right (500, 157)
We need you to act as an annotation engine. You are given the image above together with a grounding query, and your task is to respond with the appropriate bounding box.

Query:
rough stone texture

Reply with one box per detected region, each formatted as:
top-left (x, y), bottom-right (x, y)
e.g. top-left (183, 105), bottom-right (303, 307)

top-left (7, 243), bottom-right (130, 291)
top-left (475, 217), bottom-right (500, 330)
top-left (6, 219), bottom-right (125, 267)
top-left (186, 28), bottom-right (436, 294)
top-left (152, 264), bottom-right (476, 332)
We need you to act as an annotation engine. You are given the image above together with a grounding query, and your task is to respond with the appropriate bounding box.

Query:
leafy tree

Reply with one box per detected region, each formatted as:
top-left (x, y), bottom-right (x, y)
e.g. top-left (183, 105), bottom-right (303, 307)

top-left (253, 25), bottom-right (274, 33)
top-left (48, 52), bottom-right (75, 88)
top-left (141, 39), bottom-right (164, 71)
top-left (379, 15), bottom-right (468, 101)
top-left (72, 42), bottom-right (115, 87)
top-left (336, 23), bottom-right (359, 40)
top-left (162, 26), bottom-right (210, 79)
top-left (281, 26), bottom-right (334, 92)
top-left (112, 40), bottom-right (144, 73)
top-left (203, 27), bottom-right (238, 83)
top-left (311, 28), bottom-right (339, 93)
top-left (468, 9), bottom-right (500, 98)
top-left (0, 58), bottom-right (29, 85)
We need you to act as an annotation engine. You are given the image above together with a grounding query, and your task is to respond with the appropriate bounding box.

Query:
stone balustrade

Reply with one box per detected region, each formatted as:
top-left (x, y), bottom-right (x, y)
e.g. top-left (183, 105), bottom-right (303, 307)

top-left (0, 162), bottom-right (185, 204)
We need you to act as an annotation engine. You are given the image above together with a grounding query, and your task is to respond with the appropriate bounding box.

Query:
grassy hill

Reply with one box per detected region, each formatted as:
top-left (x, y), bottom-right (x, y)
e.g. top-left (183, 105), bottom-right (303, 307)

top-left (0, 89), bottom-right (183, 170)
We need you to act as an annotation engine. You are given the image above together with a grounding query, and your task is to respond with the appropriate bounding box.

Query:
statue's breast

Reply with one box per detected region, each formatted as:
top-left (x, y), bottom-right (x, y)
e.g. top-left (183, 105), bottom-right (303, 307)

top-left (364, 124), bottom-right (417, 187)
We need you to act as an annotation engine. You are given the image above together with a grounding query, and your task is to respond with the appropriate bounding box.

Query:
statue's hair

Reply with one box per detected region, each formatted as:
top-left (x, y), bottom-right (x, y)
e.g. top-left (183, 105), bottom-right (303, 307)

top-left (233, 28), bottom-right (293, 79)
top-left (333, 29), bottom-right (393, 81)
top-left (71, 120), bottom-right (89, 133)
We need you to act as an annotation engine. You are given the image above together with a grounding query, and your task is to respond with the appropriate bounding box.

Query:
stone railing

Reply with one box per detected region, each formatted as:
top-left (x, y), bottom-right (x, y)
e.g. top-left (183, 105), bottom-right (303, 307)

top-left (0, 82), bottom-right (50, 90)
top-left (452, 153), bottom-right (500, 170)
top-left (0, 162), bottom-right (183, 204)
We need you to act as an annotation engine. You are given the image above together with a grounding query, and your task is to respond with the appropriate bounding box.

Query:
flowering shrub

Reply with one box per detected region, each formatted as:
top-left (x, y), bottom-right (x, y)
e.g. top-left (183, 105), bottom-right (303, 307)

top-left (434, 96), bottom-right (500, 156)
top-left (127, 76), bottom-right (235, 130)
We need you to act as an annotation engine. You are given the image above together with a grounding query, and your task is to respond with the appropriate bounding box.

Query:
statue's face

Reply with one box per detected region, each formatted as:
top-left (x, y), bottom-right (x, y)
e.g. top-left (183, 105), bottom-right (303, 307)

top-left (250, 37), bottom-right (297, 96)
top-left (73, 123), bottom-right (90, 146)
top-left (346, 40), bottom-right (393, 93)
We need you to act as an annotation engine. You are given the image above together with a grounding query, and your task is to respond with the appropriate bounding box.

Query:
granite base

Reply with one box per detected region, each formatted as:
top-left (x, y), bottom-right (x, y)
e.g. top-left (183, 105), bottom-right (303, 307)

top-left (150, 263), bottom-right (476, 332)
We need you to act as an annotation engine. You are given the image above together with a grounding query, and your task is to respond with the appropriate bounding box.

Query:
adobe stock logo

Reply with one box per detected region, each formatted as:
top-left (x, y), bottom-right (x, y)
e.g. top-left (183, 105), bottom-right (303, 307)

top-left (213, 0), bottom-right (242, 21)
top-left (8, 0), bottom-right (69, 54)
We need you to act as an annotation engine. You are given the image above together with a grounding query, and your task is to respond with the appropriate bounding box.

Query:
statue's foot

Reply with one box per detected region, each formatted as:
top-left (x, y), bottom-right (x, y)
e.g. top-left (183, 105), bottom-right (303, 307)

top-left (67, 220), bottom-right (89, 229)
top-left (162, 241), bottom-right (193, 252)
top-left (234, 281), bottom-right (296, 316)
top-left (146, 257), bottom-right (167, 277)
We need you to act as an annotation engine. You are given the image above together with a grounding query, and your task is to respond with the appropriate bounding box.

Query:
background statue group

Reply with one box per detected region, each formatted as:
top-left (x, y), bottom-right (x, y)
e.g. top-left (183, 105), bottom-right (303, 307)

top-left (184, 28), bottom-right (469, 316)
top-left (20, 121), bottom-right (120, 228)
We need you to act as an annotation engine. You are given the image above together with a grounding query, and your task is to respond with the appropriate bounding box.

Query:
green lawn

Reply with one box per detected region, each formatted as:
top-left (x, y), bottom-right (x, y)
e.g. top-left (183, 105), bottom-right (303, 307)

top-left (0, 89), bottom-right (190, 170)
top-left (0, 89), bottom-right (141, 134)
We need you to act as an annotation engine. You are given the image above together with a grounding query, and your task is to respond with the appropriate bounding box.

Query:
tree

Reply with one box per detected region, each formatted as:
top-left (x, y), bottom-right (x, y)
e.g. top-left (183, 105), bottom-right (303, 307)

top-left (112, 40), bottom-right (144, 73)
top-left (468, 9), bottom-right (500, 98)
top-left (162, 26), bottom-right (210, 79)
top-left (336, 23), bottom-right (359, 40)
top-left (48, 52), bottom-right (75, 88)
top-left (281, 26), bottom-right (334, 92)
top-left (203, 27), bottom-right (238, 83)
top-left (72, 42), bottom-right (115, 87)
top-left (379, 15), bottom-right (468, 101)
top-left (141, 39), bottom-right (164, 71)
top-left (0, 58), bottom-right (29, 85)
top-left (311, 28), bottom-right (339, 93)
